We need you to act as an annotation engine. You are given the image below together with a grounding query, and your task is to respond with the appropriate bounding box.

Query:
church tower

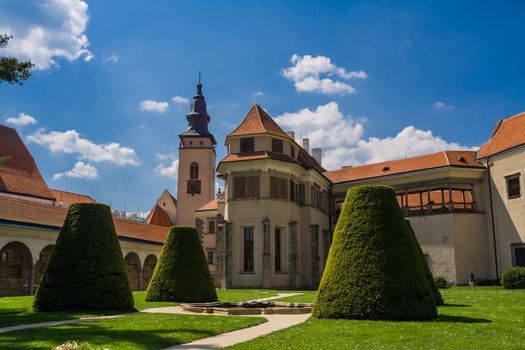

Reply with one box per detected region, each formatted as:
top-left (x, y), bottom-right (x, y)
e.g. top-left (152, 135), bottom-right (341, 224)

top-left (175, 80), bottom-right (217, 226)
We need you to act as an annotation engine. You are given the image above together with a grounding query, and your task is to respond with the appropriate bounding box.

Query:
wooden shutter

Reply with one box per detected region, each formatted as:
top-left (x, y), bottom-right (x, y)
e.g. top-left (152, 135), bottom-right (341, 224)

top-left (234, 177), bottom-right (246, 199)
top-left (270, 176), bottom-right (278, 198)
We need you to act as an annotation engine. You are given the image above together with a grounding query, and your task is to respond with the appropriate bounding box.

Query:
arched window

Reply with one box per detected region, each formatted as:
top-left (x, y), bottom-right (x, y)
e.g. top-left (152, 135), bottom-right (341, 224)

top-left (190, 162), bottom-right (199, 179)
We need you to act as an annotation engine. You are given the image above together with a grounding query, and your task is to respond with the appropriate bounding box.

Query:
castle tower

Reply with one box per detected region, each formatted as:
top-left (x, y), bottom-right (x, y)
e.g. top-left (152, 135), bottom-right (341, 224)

top-left (175, 81), bottom-right (217, 226)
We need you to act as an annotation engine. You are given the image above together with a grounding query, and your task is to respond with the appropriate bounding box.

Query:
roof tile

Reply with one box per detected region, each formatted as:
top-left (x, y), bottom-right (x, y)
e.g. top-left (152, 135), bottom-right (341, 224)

top-left (478, 111), bottom-right (525, 158)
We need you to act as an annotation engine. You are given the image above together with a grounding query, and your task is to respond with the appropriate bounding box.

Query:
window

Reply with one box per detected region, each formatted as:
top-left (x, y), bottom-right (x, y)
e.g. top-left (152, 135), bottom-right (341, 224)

top-left (233, 175), bottom-right (260, 199)
top-left (298, 184), bottom-right (305, 205)
top-left (275, 228), bottom-right (282, 272)
top-left (507, 174), bottom-right (521, 199)
top-left (512, 244), bottom-right (525, 267)
top-left (270, 176), bottom-right (288, 199)
top-left (291, 146), bottom-right (295, 158)
top-left (243, 227), bottom-right (254, 272)
top-left (190, 162), bottom-right (199, 179)
top-left (272, 138), bottom-right (284, 153)
top-left (240, 137), bottom-right (255, 153)
top-left (207, 250), bottom-right (215, 265)
top-left (208, 220), bottom-right (216, 234)
top-left (189, 141), bottom-right (193, 146)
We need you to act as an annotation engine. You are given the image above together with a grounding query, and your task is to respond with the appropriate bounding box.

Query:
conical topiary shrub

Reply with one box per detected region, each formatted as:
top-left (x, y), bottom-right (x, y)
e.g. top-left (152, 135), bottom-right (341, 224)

top-left (313, 186), bottom-right (437, 320)
top-left (404, 219), bottom-right (444, 306)
top-left (34, 203), bottom-right (133, 311)
top-left (145, 226), bottom-right (217, 302)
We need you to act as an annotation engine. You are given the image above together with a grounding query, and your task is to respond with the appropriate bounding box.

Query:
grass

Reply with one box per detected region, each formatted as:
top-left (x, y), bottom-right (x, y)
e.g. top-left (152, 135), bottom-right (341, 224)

top-left (229, 287), bottom-right (525, 350)
top-left (0, 289), bottom-right (279, 328)
top-left (0, 313), bottom-right (265, 350)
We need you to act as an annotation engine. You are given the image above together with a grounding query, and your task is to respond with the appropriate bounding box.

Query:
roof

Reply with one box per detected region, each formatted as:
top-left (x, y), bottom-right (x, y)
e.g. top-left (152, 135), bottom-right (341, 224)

top-left (325, 151), bottom-right (484, 184)
top-left (146, 204), bottom-right (173, 227)
top-left (226, 104), bottom-right (290, 141)
top-left (50, 189), bottom-right (96, 205)
top-left (0, 196), bottom-right (168, 244)
top-left (478, 111), bottom-right (525, 159)
top-left (0, 125), bottom-right (55, 200)
top-left (196, 198), bottom-right (218, 211)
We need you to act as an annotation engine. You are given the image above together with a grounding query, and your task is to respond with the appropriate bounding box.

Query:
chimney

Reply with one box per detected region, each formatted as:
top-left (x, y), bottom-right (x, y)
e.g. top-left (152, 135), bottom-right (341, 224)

top-left (302, 138), bottom-right (310, 154)
top-left (286, 131), bottom-right (295, 140)
top-left (312, 148), bottom-right (322, 166)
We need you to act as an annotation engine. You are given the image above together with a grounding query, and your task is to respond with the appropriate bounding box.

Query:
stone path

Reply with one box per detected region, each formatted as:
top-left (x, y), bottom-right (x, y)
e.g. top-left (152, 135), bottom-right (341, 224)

top-left (0, 292), bottom-right (309, 349)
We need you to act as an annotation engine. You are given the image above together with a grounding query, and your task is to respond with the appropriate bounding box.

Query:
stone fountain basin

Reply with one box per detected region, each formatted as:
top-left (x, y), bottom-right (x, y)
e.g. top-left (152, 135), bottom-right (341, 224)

top-left (182, 301), bottom-right (313, 315)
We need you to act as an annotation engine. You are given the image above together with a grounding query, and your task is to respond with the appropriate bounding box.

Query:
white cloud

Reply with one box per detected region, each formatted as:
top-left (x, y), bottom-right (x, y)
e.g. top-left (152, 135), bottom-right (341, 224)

top-left (251, 91), bottom-right (264, 99)
top-left (140, 100), bottom-right (169, 113)
top-left (155, 159), bottom-right (179, 180)
top-left (282, 54), bottom-right (367, 95)
top-left (0, 0), bottom-right (92, 70)
top-left (27, 129), bottom-right (141, 166)
top-left (52, 161), bottom-right (98, 180)
top-left (155, 152), bottom-right (177, 162)
top-left (103, 52), bottom-right (119, 64)
top-left (433, 101), bottom-right (455, 110)
top-left (171, 96), bottom-right (189, 105)
top-left (275, 102), bottom-right (475, 170)
top-left (5, 113), bottom-right (37, 126)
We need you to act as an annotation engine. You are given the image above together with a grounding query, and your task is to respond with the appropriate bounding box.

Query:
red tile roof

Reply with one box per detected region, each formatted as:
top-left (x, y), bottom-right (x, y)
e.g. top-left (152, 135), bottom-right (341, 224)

top-left (226, 104), bottom-right (290, 140)
top-left (325, 151), bottom-right (484, 184)
top-left (50, 189), bottom-right (96, 205)
top-left (0, 126), bottom-right (55, 200)
top-left (146, 204), bottom-right (173, 227)
top-left (478, 111), bottom-right (525, 158)
top-left (0, 196), bottom-right (168, 244)
top-left (196, 198), bottom-right (218, 211)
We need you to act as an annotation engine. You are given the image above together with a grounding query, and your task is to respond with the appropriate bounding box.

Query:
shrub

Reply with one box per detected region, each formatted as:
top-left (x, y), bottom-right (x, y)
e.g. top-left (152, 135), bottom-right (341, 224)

top-left (34, 203), bottom-right (133, 312)
top-left (474, 277), bottom-right (500, 286)
top-left (313, 186), bottom-right (437, 320)
top-left (146, 226), bottom-right (217, 302)
top-left (405, 220), bottom-right (444, 306)
top-left (433, 276), bottom-right (448, 289)
top-left (501, 267), bottom-right (525, 289)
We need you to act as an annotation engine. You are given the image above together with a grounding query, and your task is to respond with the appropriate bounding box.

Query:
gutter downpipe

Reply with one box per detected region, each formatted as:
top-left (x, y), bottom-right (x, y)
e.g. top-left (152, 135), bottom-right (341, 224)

top-left (486, 154), bottom-right (499, 277)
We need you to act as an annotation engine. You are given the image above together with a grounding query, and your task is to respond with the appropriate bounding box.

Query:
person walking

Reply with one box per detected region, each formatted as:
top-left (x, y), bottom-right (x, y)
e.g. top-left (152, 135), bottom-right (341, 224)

top-left (469, 272), bottom-right (475, 289)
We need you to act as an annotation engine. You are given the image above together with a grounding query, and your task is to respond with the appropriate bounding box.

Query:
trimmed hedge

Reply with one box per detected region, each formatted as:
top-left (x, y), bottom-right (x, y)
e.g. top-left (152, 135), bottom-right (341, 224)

top-left (433, 276), bottom-right (448, 289)
top-left (34, 203), bottom-right (134, 311)
top-left (501, 267), bottom-right (525, 289)
top-left (313, 185), bottom-right (437, 320)
top-left (405, 220), bottom-right (444, 306)
top-left (146, 226), bottom-right (217, 302)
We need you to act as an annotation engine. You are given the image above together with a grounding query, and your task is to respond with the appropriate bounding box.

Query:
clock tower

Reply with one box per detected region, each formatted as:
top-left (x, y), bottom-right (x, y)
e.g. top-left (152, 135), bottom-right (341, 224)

top-left (175, 81), bottom-right (217, 226)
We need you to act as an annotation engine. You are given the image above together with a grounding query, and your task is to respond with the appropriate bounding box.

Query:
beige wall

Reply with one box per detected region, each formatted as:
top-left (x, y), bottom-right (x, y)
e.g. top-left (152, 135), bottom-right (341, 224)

top-left (195, 209), bottom-right (218, 278)
top-left (480, 145), bottom-right (525, 275)
top-left (176, 137), bottom-right (216, 226)
top-left (152, 190), bottom-right (177, 224)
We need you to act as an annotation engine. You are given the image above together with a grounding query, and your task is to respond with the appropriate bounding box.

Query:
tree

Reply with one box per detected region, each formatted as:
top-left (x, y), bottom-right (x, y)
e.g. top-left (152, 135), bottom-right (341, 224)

top-left (313, 186), bottom-right (437, 320)
top-left (0, 34), bottom-right (33, 84)
top-left (404, 219), bottom-right (444, 306)
top-left (146, 226), bottom-right (217, 302)
top-left (34, 203), bottom-right (134, 311)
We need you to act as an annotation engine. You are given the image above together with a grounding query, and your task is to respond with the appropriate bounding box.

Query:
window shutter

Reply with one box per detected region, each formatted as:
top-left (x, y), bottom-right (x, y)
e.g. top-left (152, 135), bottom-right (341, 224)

top-left (234, 177), bottom-right (246, 199)
top-left (299, 184), bottom-right (305, 205)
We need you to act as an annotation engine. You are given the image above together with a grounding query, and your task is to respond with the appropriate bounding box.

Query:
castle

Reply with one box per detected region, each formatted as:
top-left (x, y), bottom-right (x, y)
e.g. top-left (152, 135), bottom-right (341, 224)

top-left (1, 82), bottom-right (524, 295)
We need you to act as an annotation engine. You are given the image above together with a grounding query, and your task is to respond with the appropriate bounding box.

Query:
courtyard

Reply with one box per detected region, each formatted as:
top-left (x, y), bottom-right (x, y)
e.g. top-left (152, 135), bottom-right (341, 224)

top-left (0, 287), bottom-right (523, 349)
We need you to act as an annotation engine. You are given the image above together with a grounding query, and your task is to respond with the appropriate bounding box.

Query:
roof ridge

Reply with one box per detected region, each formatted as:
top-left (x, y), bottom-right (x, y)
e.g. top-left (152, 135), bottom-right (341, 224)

top-left (254, 104), bottom-right (267, 133)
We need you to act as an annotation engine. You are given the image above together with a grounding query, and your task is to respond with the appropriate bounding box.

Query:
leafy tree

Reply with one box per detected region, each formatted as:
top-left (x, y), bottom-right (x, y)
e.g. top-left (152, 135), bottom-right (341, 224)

top-left (146, 226), bottom-right (217, 302)
top-left (313, 186), bottom-right (437, 320)
top-left (34, 203), bottom-right (134, 311)
top-left (0, 34), bottom-right (33, 84)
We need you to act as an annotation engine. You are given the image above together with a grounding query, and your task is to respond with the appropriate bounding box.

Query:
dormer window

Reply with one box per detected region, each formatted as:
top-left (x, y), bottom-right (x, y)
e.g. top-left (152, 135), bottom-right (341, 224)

top-left (240, 137), bottom-right (254, 153)
top-left (383, 166), bottom-right (390, 171)
top-left (272, 138), bottom-right (283, 153)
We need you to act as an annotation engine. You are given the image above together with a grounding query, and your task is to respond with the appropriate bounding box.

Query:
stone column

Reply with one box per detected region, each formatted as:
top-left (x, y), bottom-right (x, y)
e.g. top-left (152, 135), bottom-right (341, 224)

top-left (216, 219), bottom-right (229, 289)
top-left (28, 258), bottom-right (37, 295)
top-left (310, 225), bottom-right (320, 288)
top-left (262, 218), bottom-right (271, 288)
top-left (288, 221), bottom-right (298, 288)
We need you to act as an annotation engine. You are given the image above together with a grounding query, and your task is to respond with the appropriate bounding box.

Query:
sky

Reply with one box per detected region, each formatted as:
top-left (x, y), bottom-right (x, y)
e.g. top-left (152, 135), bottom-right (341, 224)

top-left (1, 0), bottom-right (524, 215)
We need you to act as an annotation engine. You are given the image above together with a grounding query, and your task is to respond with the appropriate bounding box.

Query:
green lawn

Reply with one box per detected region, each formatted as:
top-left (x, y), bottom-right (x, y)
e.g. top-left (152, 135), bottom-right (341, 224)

top-left (0, 313), bottom-right (265, 350)
top-left (229, 287), bottom-right (525, 350)
top-left (0, 289), bottom-right (279, 328)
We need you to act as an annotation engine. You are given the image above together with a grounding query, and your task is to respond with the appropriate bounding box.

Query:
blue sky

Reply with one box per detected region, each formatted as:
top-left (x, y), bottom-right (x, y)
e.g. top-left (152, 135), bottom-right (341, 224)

top-left (1, 0), bottom-right (524, 215)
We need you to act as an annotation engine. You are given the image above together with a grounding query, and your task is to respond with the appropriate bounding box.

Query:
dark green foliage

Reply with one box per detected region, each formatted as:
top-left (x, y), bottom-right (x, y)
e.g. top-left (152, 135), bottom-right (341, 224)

top-left (500, 267), bottom-right (525, 289)
top-left (146, 226), bottom-right (217, 302)
top-left (33, 203), bottom-right (134, 312)
top-left (313, 185), bottom-right (437, 320)
top-left (474, 277), bottom-right (500, 286)
top-left (404, 220), bottom-right (444, 306)
top-left (0, 34), bottom-right (33, 84)
top-left (433, 276), bottom-right (448, 289)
